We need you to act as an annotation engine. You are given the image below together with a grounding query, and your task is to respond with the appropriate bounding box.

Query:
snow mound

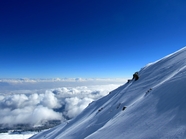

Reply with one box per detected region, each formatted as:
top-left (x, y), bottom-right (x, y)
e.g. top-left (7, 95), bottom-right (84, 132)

top-left (30, 46), bottom-right (186, 139)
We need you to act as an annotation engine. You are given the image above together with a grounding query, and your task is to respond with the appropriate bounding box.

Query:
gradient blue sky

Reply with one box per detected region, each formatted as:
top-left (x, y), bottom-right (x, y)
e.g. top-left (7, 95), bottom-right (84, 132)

top-left (0, 0), bottom-right (186, 78)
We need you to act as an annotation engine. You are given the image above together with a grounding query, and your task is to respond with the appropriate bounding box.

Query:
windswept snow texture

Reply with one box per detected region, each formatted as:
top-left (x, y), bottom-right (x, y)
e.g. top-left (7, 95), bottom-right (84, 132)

top-left (30, 46), bottom-right (186, 139)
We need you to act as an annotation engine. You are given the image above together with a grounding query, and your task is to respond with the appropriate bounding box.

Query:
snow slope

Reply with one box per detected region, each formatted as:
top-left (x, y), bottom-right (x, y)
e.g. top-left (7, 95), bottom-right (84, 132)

top-left (30, 46), bottom-right (186, 139)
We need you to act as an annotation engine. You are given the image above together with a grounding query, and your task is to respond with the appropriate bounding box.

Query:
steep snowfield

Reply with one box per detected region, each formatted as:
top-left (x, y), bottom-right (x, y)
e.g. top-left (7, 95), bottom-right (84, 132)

top-left (30, 47), bottom-right (186, 139)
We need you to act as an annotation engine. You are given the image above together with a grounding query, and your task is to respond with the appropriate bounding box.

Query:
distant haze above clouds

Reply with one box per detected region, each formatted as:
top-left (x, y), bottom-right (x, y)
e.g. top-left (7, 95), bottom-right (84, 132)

top-left (0, 78), bottom-right (127, 93)
top-left (0, 78), bottom-right (126, 126)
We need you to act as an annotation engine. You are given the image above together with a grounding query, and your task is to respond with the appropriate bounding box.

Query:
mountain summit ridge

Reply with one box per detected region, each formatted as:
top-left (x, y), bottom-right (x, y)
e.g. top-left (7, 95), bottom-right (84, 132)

top-left (31, 46), bottom-right (186, 139)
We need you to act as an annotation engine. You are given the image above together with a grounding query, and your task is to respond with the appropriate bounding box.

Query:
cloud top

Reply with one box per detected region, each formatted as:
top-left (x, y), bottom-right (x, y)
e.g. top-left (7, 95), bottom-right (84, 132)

top-left (0, 84), bottom-right (122, 127)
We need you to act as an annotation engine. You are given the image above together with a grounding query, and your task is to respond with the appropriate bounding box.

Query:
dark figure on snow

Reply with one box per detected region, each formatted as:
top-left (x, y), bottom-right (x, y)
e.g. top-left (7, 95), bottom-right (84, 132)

top-left (132, 72), bottom-right (139, 81)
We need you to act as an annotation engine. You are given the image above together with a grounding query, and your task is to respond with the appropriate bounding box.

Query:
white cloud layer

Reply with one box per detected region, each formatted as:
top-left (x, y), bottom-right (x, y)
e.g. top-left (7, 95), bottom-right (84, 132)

top-left (0, 79), bottom-right (124, 127)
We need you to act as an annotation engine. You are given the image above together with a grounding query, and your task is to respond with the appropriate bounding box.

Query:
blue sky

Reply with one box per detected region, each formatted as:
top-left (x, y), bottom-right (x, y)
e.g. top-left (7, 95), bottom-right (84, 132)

top-left (0, 0), bottom-right (186, 78)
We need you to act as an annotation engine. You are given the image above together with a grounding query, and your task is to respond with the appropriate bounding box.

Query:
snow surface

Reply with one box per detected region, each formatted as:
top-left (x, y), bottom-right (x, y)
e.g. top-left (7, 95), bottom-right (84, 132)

top-left (30, 46), bottom-right (186, 139)
top-left (0, 132), bottom-right (36, 139)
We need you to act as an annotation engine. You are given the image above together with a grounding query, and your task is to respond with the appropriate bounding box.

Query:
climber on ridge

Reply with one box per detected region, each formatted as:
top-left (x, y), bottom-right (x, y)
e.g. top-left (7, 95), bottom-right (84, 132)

top-left (127, 71), bottom-right (139, 83)
top-left (132, 72), bottom-right (139, 81)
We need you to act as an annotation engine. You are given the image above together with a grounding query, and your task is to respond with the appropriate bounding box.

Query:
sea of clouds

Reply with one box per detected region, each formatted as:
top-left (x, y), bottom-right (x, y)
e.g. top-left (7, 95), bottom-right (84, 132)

top-left (0, 78), bottom-right (126, 127)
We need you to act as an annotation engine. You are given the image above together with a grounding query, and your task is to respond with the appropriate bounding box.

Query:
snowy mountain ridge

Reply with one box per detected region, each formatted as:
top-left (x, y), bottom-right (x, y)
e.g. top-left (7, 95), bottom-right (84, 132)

top-left (30, 46), bottom-right (186, 139)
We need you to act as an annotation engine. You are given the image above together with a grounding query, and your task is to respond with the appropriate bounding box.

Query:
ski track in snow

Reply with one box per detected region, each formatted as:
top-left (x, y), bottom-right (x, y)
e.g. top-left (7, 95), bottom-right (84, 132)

top-left (153, 65), bottom-right (186, 89)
